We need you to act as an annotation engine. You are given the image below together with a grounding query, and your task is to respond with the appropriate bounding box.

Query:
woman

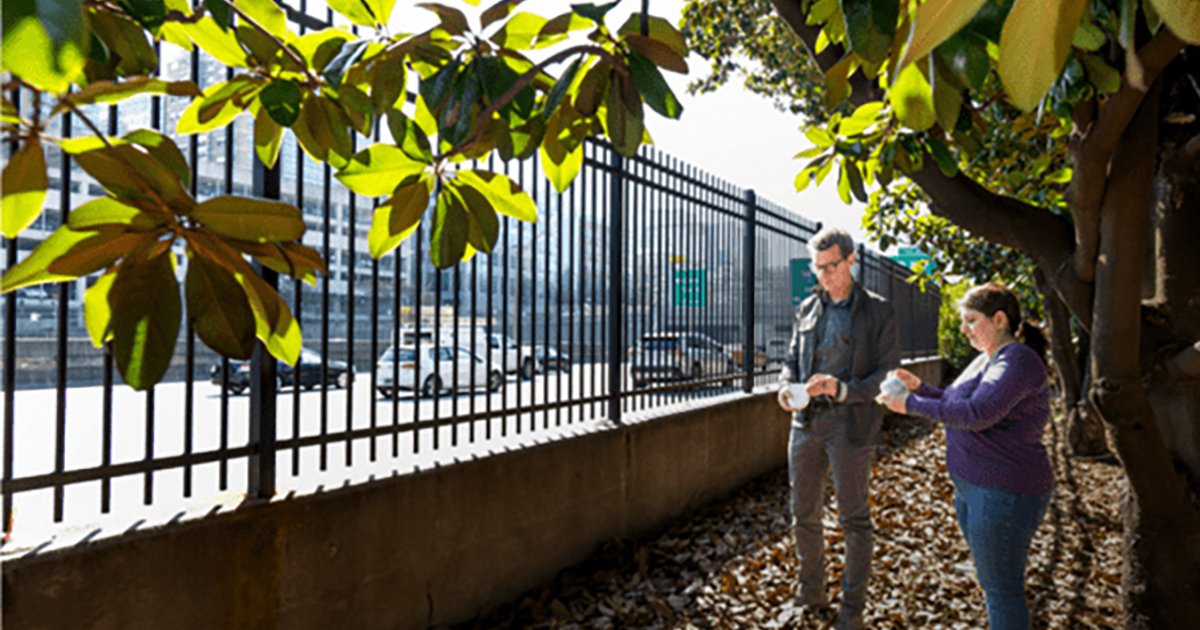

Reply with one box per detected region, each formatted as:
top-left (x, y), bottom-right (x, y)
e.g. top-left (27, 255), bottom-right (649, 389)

top-left (879, 282), bottom-right (1052, 630)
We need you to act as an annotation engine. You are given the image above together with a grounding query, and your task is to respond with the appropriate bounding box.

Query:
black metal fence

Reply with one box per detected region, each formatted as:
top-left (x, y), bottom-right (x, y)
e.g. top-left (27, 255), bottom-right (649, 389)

top-left (0, 6), bottom-right (940, 542)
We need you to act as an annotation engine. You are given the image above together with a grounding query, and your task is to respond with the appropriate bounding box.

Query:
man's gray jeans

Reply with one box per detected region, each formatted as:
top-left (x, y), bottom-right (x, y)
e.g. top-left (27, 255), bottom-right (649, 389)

top-left (788, 410), bottom-right (874, 614)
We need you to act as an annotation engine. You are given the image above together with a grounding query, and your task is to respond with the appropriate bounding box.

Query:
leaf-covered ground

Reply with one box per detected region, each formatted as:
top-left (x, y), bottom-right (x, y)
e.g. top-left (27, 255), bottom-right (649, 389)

top-left (448, 412), bottom-right (1125, 629)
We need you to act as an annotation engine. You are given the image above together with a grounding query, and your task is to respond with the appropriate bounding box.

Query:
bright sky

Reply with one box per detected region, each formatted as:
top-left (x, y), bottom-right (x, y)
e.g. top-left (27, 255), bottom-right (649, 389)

top-left (385, 0), bottom-right (868, 243)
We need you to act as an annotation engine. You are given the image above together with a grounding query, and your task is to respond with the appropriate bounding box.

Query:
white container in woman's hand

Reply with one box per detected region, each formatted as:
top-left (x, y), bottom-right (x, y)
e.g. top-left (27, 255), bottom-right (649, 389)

top-left (785, 383), bottom-right (810, 410)
top-left (880, 373), bottom-right (908, 398)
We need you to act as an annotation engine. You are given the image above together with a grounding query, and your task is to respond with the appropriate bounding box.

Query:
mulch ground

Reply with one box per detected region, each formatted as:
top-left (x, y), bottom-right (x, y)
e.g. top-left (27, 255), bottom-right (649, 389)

top-left (448, 411), bottom-right (1125, 630)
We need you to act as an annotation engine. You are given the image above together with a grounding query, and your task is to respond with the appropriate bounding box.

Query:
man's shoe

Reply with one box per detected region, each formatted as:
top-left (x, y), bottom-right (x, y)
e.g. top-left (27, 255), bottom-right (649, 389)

top-left (833, 608), bottom-right (865, 630)
top-left (791, 593), bottom-right (831, 625)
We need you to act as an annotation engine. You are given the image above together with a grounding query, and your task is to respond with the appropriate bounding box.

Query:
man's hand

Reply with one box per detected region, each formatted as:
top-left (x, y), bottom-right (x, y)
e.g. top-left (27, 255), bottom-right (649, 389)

top-left (805, 373), bottom-right (840, 398)
top-left (778, 387), bottom-right (798, 412)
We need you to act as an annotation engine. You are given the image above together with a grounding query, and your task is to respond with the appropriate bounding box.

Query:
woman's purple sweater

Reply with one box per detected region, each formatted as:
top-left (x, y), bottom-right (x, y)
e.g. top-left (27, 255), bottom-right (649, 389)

top-left (906, 342), bottom-right (1053, 496)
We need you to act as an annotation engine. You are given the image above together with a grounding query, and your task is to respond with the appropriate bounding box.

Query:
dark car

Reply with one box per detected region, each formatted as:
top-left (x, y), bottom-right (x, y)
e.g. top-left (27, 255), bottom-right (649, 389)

top-left (532, 345), bottom-right (571, 374)
top-left (210, 348), bottom-right (353, 394)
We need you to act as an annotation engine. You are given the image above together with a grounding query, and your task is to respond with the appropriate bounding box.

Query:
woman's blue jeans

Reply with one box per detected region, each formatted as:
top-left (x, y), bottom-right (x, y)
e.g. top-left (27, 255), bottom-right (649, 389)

top-left (952, 476), bottom-right (1050, 630)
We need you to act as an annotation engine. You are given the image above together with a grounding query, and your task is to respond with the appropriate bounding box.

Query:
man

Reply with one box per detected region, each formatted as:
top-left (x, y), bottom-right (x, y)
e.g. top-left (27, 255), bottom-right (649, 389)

top-left (778, 229), bottom-right (899, 630)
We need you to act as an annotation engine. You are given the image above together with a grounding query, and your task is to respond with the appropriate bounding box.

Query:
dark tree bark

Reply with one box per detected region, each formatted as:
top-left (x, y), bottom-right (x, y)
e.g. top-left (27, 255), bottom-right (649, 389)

top-left (766, 2), bottom-right (1200, 627)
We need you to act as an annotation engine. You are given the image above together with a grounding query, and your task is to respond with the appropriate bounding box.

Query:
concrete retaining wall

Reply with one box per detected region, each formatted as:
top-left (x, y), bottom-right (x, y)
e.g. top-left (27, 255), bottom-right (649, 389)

top-left (2, 358), bottom-right (942, 630)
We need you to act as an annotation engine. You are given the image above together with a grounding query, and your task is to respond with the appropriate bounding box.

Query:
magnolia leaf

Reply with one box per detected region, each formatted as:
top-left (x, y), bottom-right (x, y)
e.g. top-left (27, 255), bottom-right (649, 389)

top-left (889, 60), bottom-right (936, 131)
top-left (841, 0), bottom-right (898, 65)
top-left (2, 141), bottom-right (49, 239)
top-left (936, 31), bottom-right (990, 91)
top-left (0, 226), bottom-right (136, 292)
top-left (1072, 20), bottom-right (1106, 51)
top-left (67, 197), bottom-right (165, 231)
top-left (429, 188), bottom-right (469, 268)
top-left (184, 16), bottom-right (249, 66)
top-left (176, 77), bottom-right (262, 134)
top-left (455, 170), bottom-right (537, 222)
top-left (926, 136), bottom-right (959, 176)
top-left (844, 160), bottom-right (868, 202)
top-left (238, 259), bottom-right (301, 365)
top-left (368, 177), bottom-right (431, 258)
top-left (123, 129), bottom-right (192, 189)
top-left (2, 0), bottom-right (89, 93)
top-left (574, 62), bottom-right (611, 116)
top-left (293, 28), bottom-right (356, 73)
top-left (418, 3), bottom-right (469, 35)
top-left (205, 0), bottom-right (232, 29)
top-left (84, 269), bottom-right (117, 347)
top-left (53, 79), bottom-right (200, 115)
top-left (544, 57), bottom-right (583, 120)
top-left (233, 0), bottom-right (287, 39)
top-left (326, 0), bottom-right (377, 27)
top-left (571, 1), bottom-right (619, 24)
top-left (66, 141), bottom-right (193, 211)
top-left (336, 143), bottom-right (428, 197)
top-left (616, 14), bottom-right (688, 57)
top-left (605, 72), bottom-right (645, 157)
top-left (1151, 0), bottom-right (1200, 44)
top-left (482, 0), bottom-right (524, 30)
top-left (254, 81), bottom-right (299, 132)
top-left (824, 54), bottom-right (853, 111)
top-left (933, 63), bottom-right (963, 132)
top-left (229, 239), bottom-right (324, 284)
top-left (627, 52), bottom-right (683, 119)
top-left (624, 35), bottom-right (688, 74)
top-left (371, 53), bottom-right (408, 112)
top-left (186, 250), bottom-right (256, 360)
top-left (534, 12), bottom-right (592, 49)
top-left (1080, 53), bottom-right (1122, 94)
top-left (87, 9), bottom-right (159, 77)
top-left (254, 104), bottom-right (285, 168)
top-left (899, 0), bottom-right (988, 70)
top-left (386, 109), bottom-right (434, 163)
top-left (999, 0), bottom-right (1089, 112)
top-left (109, 249), bottom-right (182, 390)
top-left (490, 11), bottom-right (547, 49)
top-left (191, 196), bottom-right (305, 242)
top-left (540, 107), bottom-right (585, 192)
top-left (454, 182), bottom-right (500, 254)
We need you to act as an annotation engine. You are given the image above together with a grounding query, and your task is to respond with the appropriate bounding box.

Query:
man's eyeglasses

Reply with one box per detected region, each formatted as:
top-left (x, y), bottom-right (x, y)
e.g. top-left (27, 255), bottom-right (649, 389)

top-left (811, 257), bottom-right (844, 274)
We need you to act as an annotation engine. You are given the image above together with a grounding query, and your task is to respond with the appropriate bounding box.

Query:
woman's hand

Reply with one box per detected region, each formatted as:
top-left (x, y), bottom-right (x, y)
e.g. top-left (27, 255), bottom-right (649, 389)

top-left (778, 387), bottom-right (798, 412)
top-left (892, 368), bottom-right (921, 391)
top-left (877, 392), bottom-right (908, 414)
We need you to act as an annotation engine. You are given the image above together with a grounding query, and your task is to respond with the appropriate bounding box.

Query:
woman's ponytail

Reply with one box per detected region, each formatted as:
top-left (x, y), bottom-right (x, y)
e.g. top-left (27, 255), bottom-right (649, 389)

top-left (1017, 320), bottom-right (1048, 365)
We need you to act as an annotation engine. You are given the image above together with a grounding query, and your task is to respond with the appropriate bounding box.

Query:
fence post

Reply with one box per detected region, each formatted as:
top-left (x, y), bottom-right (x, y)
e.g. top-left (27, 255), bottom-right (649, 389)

top-left (742, 190), bottom-right (756, 393)
top-left (248, 155), bottom-right (280, 499)
top-left (608, 149), bottom-right (624, 424)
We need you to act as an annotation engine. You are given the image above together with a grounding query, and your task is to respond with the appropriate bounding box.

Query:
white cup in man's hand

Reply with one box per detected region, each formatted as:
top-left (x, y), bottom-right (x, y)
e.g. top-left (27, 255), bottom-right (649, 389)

top-left (784, 383), bottom-right (810, 410)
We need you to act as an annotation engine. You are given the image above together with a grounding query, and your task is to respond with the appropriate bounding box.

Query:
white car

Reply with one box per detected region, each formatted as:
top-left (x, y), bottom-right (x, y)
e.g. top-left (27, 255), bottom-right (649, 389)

top-left (629, 332), bottom-right (737, 387)
top-left (375, 344), bottom-right (504, 398)
top-left (398, 327), bottom-right (536, 379)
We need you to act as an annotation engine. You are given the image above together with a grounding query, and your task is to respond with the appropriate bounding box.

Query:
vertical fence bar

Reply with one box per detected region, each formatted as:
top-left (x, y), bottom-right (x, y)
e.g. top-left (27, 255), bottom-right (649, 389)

top-left (607, 150), bottom-right (624, 423)
top-left (248, 154), bottom-right (281, 499)
top-left (53, 103), bottom-right (72, 522)
top-left (3, 90), bottom-right (18, 536)
top-left (742, 189), bottom-right (757, 393)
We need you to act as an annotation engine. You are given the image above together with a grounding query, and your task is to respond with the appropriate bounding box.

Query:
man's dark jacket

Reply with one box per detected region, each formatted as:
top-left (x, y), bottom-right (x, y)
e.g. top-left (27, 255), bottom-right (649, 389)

top-left (779, 282), bottom-right (899, 446)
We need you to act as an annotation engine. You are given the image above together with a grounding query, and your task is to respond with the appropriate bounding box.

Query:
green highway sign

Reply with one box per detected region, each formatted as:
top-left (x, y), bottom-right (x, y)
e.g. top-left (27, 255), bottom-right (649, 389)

top-left (790, 258), bottom-right (815, 305)
top-left (673, 269), bottom-right (707, 307)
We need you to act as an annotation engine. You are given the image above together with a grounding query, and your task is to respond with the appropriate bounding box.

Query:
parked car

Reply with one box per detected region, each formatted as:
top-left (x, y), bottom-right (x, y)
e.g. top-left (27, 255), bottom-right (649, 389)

top-left (375, 344), bottom-right (504, 398)
top-left (399, 326), bottom-right (536, 379)
top-left (209, 348), bottom-right (353, 395)
top-left (724, 343), bottom-right (768, 369)
top-left (766, 337), bottom-right (791, 365)
top-left (628, 332), bottom-right (736, 387)
top-left (532, 345), bottom-right (571, 373)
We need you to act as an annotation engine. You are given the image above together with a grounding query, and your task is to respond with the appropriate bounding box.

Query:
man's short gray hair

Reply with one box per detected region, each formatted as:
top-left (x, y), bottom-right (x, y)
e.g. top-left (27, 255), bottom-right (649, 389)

top-left (808, 228), bottom-right (855, 259)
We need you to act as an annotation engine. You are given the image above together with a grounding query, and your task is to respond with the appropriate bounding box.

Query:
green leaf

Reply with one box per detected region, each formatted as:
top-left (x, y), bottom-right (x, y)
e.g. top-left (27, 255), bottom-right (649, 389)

top-left (243, 269), bottom-right (301, 365)
top-left (110, 248), bottom-right (181, 390)
top-left (293, 28), bottom-right (356, 73)
top-left (418, 3), bottom-right (469, 34)
top-left (233, 0), bottom-right (287, 39)
top-left (502, 114), bottom-right (545, 160)
top-left (482, 0), bottom-right (525, 30)
top-left (371, 52), bottom-right (408, 112)
top-left (1072, 20), bottom-right (1105, 51)
top-left (429, 188), bottom-right (469, 268)
top-left (322, 39), bottom-right (369, 89)
top-left (453, 182), bottom-right (500, 254)
top-left (540, 107), bottom-right (584, 192)
top-left (925, 136), bottom-right (958, 176)
top-left (1080, 53), bottom-right (1122, 94)
top-left (623, 34), bottom-right (689, 74)
top-left (184, 17), bottom-right (249, 67)
top-left (326, 0), bottom-right (376, 27)
top-left (191, 196), bottom-right (305, 242)
top-left (64, 140), bottom-right (193, 210)
top-left (900, 0), bottom-right (988, 70)
top-left (176, 77), bottom-right (261, 134)
top-left (571, 1), bottom-right (619, 24)
top-left (84, 269), bottom-right (116, 347)
top-left (1043, 167), bottom-right (1073, 183)
top-left (933, 63), bottom-right (963, 132)
top-left (369, 177), bottom-right (431, 258)
top-left (259, 79), bottom-right (302, 126)
top-left (544, 57), bottom-right (583, 120)
top-left (186, 250), bottom-right (256, 360)
top-left (253, 105), bottom-right (284, 168)
top-left (335, 143), bottom-right (428, 197)
top-left (627, 52), bottom-right (683, 119)
top-left (419, 57), bottom-right (461, 110)
top-left (454, 170), bottom-right (537, 222)
top-left (824, 54), bottom-right (853, 111)
top-left (534, 12), bottom-right (592, 48)
top-left (205, 0), bottom-right (232, 29)
top-left (841, 0), bottom-right (897, 65)
top-left (1151, 0), bottom-right (1200, 44)
top-left (490, 12), bottom-right (547, 49)
top-left (998, 0), bottom-right (1089, 112)
top-left (836, 159), bottom-right (852, 203)
top-left (87, 8), bottom-right (159, 77)
top-left (605, 74), bottom-right (644, 157)
top-left (386, 109), bottom-right (434, 163)
top-left (1, 0), bottom-right (89, 93)
top-left (118, 0), bottom-right (168, 33)
top-left (123, 129), bottom-right (192, 190)
top-left (67, 197), bottom-right (165, 231)
top-left (0, 226), bottom-right (144, 293)
top-left (889, 60), bottom-right (936, 131)
top-left (805, 126), bottom-right (836, 147)
top-left (935, 31), bottom-right (989, 91)
top-left (617, 14), bottom-right (688, 57)
top-left (53, 78), bottom-right (200, 115)
top-left (2, 141), bottom-right (49, 238)
top-left (844, 160), bottom-right (868, 202)
top-left (438, 62), bottom-right (482, 146)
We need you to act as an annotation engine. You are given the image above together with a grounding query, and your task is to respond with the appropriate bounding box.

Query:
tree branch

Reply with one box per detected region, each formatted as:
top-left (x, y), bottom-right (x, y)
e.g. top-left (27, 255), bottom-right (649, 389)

top-left (1068, 27), bottom-right (1185, 284)
top-left (1165, 341), bottom-right (1200, 378)
top-left (767, 0), bottom-right (884, 105)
